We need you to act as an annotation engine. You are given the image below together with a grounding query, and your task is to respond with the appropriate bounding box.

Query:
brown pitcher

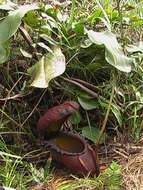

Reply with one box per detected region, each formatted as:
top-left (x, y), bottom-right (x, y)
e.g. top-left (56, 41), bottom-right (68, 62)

top-left (37, 101), bottom-right (99, 177)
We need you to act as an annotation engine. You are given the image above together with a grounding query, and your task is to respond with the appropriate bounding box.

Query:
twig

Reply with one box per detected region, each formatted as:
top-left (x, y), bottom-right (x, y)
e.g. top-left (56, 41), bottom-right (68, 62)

top-left (71, 78), bottom-right (99, 92)
top-left (0, 91), bottom-right (32, 101)
top-left (113, 149), bottom-right (128, 159)
top-left (19, 24), bottom-right (33, 47)
top-left (62, 77), bottom-right (99, 98)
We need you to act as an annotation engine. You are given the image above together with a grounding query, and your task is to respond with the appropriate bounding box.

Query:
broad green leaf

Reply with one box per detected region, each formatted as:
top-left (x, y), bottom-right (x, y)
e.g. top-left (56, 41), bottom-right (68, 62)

top-left (78, 96), bottom-right (98, 110)
top-left (0, 41), bottom-right (9, 64)
top-left (86, 30), bottom-right (132, 73)
top-left (82, 127), bottom-right (105, 144)
top-left (28, 47), bottom-right (66, 88)
top-left (0, 4), bottom-right (38, 64)
top-left (69, 111), bottom-right (81, 125)
top-left (0, 4), bottom-right (38, 41)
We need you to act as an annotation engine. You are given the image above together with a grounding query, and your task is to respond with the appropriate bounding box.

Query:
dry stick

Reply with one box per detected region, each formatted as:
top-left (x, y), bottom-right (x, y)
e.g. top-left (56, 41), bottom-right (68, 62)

top-left (19, 23), bottom-right (39, 61)
top-left (71, 78), bottom-right (99, 92)
top-left (19, 25), bottom-right (33, 47)
top-left (62, 77), bottom-right (107, 103)
top-left (62, 77), bottom-right (98, 98)
top-left (0, 91), bottom-right (32, 101)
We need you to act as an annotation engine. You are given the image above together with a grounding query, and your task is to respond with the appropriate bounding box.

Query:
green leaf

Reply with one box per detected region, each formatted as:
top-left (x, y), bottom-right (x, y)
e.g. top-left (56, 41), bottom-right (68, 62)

top-left (86, 30), bottom-right (132, 73)
top-left (24, 11), bottom-right (40, 29)
top-left (78, 96), bottom-right (98, 110)
top-left (28, 47), bottom-right (66, 88)
top-left (0, 41), bottom-right (9, 64)
top-left (89, 8), bottom-right (102, 24)
top-left (69, 111), bottom-right (81, 125)
top-left (72, 22), bottom-right (84, 35)
top-left (103, 161), bottom-right (121, 189)
top-left (82, 127), bottom-right (105, 144)
top-left (0, 4), bottom-right (38, 64)
top-left (111, 104), bottom-right (122, 127)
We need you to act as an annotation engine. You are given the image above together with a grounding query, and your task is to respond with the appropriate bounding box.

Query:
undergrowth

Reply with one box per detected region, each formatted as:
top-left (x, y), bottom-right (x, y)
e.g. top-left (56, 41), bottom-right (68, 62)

top-left (0, 0), bottom-right (143, 189)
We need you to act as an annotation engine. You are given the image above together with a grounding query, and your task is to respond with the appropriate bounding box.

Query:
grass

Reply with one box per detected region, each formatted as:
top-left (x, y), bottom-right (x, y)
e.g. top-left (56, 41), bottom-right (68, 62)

top-left (56, 162), bottom-right (121, 190)
top-left (0, 0), bottom-right (143, 189)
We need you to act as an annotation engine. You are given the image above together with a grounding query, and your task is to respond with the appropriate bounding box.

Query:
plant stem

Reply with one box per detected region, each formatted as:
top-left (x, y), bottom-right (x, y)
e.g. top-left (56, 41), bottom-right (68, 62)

top-left (94, 74), bottom-right (116, 175)
top-left (96, 74), bottom-right (116, 146)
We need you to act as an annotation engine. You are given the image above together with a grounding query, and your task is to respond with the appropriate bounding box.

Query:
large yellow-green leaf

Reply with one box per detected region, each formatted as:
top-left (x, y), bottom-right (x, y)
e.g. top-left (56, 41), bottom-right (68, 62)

top-left (87, 30), bottom-right (132, 73)
top-left (28, 47), bottom-right (66, 88)
top-left (0, 4), bottom-right (38, 64)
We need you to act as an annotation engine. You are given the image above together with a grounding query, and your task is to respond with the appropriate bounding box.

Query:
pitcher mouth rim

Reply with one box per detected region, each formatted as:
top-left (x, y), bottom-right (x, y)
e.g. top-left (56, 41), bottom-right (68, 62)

top-left (44, 131), bottom-right (87, 156)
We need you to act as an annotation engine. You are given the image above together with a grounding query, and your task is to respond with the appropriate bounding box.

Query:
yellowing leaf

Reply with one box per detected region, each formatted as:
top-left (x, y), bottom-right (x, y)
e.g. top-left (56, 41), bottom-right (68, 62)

top-left (28, 47), bottom-right (66, 88)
